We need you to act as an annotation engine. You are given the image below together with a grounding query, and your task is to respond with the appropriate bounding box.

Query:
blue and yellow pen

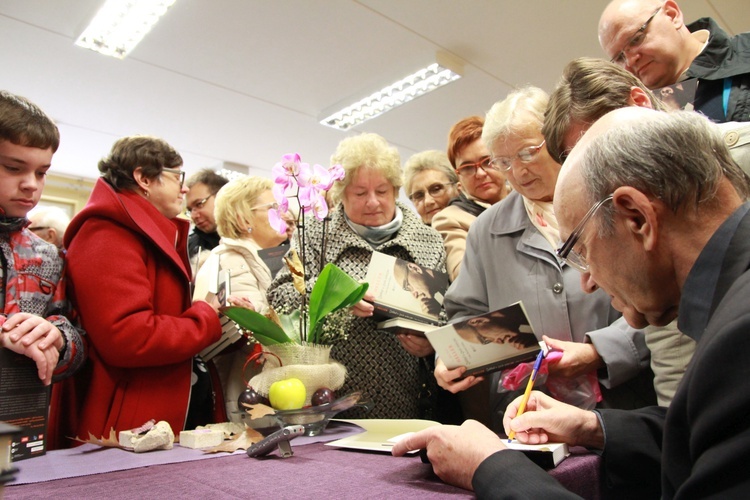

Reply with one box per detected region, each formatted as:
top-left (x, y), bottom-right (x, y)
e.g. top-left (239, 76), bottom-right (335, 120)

top-left (507, 349), bottom-right (546, 442)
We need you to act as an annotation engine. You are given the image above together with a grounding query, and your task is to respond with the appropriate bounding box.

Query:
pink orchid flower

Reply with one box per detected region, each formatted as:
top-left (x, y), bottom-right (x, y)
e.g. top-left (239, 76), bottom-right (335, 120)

top-left (272, 153), bottom-right (302, 187)
top-left (268, 207), bottom-right (288, 235)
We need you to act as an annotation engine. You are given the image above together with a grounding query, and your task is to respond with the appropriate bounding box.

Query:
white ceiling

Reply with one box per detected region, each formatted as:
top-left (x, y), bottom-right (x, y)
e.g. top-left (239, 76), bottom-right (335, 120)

top-left (1, 0), bottom-right (748, 183)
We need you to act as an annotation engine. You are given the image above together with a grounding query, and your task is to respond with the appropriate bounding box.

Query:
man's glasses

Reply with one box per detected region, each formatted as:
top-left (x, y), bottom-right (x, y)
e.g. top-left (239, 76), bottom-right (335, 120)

top-left (455, 156), bottom-right (498, 177)
top-left (250, 202), bottom-right (279, 211)
top-left (610, 6), bottom-right (661, 66)
top-left (556, 194), bottom-right (613, 272)
top-left (489, 140), bottom-right (546, 172)
top-left (185, 194), bottom-right (214, 217)
top-left (408, 182), bottom-right (456, 203)
top-left (28, 226), bottom-right (49, 233)
top-left (162, 167), bottom-right (185, 186)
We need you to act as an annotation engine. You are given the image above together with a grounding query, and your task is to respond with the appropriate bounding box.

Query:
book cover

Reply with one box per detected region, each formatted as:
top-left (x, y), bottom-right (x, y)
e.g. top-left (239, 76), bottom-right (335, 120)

top-left (257, 244), bottom-right (289, 278)
top-left (199, 267), bottom-right (241, 361)
top-left (655, 78), bottom-right (698, 111)
top-left (365, 252), bottom-right (449, 325)
top-left (425, 302), bottom-right (541, 377)
top-left (326, 419), bottom-right (441, 454)
top-left (0, 349), bottom-right (50, 461)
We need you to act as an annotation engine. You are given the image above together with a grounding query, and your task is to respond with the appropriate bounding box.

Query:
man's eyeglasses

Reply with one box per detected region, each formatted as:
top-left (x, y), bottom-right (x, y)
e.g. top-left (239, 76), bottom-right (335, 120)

top-left (185, 194), bottom-right (214, 217)
top-left (610, 6), bottom-right (661, 66)
top-left (456, 156), bottom-right (498, 177)
top-left (250, 202), bottom-right (279, 211)
top-left (489, 140), bottom-right (546, 172)
top-left (556, 194), bottom-right (614, 272)
top-left (162, 167), bottom-right (186, 186)
top-left (29, 226), bottom-right (49, 233)
top-left (408, 182), bottom-right (456, 203)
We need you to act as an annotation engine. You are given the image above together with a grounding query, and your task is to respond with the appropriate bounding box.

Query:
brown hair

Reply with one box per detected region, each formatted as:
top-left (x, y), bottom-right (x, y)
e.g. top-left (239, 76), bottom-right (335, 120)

top-left (0, 90), bottom-right (60, 152)
top-left (98, 135), bottom-right (183, 191)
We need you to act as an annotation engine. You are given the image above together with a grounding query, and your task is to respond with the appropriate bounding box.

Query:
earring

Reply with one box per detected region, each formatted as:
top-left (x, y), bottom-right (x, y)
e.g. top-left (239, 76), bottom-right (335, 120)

top-left (142, 189), bottom-right (150, 198)
top-left (246, 227), bottom-right (253, 234)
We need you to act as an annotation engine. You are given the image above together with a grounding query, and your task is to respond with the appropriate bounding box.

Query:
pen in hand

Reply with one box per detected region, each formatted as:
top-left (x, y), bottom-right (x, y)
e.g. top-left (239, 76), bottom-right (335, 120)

top-left (508, 349), bottom-right (546, 442)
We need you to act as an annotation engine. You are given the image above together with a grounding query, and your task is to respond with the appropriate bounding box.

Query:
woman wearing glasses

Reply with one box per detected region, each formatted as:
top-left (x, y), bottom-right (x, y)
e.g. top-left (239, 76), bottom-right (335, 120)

top-left (403, 150), bottom-right (459, 225)
top-left (64, 135), bottom-right (227, 439)
top-left (431, 116), bottom-right (510, 281)
top-left (193, 176), bottom-right (290, 421)
top-left (438, 87), bottom-right (654, 432)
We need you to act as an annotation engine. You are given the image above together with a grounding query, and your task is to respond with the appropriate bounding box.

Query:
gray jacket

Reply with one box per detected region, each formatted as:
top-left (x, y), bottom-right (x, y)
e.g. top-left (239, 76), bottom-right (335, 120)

top-left (445, 191), bottom-right (651, 403)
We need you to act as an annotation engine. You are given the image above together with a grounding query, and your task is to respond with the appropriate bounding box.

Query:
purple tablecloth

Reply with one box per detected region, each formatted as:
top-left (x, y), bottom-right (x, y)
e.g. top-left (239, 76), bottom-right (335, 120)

top-left (5, 442), bottom-right (601, 499)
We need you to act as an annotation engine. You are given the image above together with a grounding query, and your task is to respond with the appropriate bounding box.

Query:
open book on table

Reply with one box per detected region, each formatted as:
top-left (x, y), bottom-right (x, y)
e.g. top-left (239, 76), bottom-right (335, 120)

top-left (425, 301), bottom-right (543, 377)
top-left (364, 251), bottom-right (449, 336)
top-left (326, 418), bottom-right (569, 467)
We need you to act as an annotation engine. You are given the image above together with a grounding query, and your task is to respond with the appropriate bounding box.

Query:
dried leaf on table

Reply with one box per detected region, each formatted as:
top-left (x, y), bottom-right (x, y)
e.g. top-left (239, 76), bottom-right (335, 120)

top-left (241, 403), bottom-right (276, 419)
top-left (203, 427), bottom-right (264, 453)
top-left (72, 428), bottom-right (121, 448)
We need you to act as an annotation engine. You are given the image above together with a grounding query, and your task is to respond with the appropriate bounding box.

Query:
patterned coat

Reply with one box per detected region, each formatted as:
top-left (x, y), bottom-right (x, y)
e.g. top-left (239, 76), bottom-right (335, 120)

top-left (0, 225), bottom-right (85, 379)
top-left (267, 202), bottom-right (446, 419)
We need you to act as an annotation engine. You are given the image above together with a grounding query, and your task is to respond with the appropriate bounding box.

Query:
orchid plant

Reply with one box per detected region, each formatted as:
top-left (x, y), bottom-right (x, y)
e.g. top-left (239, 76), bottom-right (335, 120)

top-left (224, 154), bottom-right (367, 346)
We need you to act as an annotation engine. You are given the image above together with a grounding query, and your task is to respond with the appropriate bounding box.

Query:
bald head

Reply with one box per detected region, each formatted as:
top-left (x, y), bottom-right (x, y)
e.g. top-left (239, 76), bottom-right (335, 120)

top-left (598, 0), bottom-right (701, 89)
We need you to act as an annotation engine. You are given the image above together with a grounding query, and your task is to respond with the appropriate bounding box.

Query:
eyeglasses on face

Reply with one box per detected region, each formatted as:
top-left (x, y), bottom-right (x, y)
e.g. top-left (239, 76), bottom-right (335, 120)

top-left (185, 194), bottom-right (214, 217)
top-left (408, 182), bottom-right (456, 203)
top-left (29, 226), bottom-right (49, 232)
top-left (161, 167), bottom-right (186, 186)
top-left (489, 140), bottom-right (546, 172)
top-left (556, 194), bottom-right (614, 273)
top-left (455, 156), bottom-right (498, 177)
top-left (610, 6), bottom-right (661, 66)
top-left (250, 202), bottom-right (279, 212)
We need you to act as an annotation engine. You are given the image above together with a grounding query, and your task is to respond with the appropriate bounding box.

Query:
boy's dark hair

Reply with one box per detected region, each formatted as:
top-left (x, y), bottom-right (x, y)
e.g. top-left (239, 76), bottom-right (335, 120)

top-left (0, 90), bottom-right (60, 152)
top-left (186, 168), bottom-right (229, 194)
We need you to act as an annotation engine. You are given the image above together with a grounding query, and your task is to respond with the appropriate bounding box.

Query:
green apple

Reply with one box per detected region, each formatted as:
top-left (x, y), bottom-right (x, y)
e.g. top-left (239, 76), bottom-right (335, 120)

top-left (268, 378), bottom-right (306, 410)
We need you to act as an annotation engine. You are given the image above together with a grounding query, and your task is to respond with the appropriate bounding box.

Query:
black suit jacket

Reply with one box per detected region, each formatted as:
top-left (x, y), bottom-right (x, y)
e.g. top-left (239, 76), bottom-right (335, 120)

top-left (473, 209), bottom-right (750, 499)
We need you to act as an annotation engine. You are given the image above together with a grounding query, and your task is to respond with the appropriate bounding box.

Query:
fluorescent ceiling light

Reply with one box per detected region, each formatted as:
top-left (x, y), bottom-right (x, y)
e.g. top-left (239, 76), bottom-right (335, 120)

top-left (75, 0), bottom-right (177, 59)
top-left (320, 52), bottom-right (463, 131)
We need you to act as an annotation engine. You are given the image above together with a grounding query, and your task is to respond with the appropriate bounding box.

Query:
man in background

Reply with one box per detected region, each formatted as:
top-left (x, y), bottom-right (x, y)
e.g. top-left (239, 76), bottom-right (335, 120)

top-left (598, 0), bottom-right (750, 122)
top-left (185, 168), bottom-right (228, 260)
top-left (28, 206), bottom-right (70, 250)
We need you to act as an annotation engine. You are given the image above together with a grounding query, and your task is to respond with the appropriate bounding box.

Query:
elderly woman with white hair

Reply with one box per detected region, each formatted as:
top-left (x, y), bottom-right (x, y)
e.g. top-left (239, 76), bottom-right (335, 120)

top-left (437, 86), bottom-right (655, 431)
top-left (193, 175), bottom-right (290, 421)
top-left (403, 150), bottom-right (459, 225)
top-left (268, 133), bottom-right (451, 421)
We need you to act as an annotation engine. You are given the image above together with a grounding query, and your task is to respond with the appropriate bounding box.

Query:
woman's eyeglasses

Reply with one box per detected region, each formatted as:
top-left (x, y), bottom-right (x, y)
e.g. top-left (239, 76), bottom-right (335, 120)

top-left (456, 157), bottom-right (498, 177)
top-left (489, 140), bottom-right (546, 172)
top-left (408, 182), bottom-right (456, 203)
top-left (162, 167), bottom-right (185, 186)
top-left (250, 202), bottom-right (279, 211)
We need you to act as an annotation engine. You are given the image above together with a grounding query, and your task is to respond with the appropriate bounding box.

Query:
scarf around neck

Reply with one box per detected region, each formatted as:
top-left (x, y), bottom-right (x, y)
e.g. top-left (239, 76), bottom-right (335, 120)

top-left (345, 206), bottom-right (404, 248)
top-left (522, 197), bottom-right (560, 250)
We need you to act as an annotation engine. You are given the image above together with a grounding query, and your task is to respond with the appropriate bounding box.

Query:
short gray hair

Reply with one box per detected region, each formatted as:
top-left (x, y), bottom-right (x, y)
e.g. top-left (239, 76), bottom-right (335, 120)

top-left (483, 86), bottom-right (548, 151)
top-left (402, 150), bottom-right (458, 195)
top-left (28, 206), bottom-right (70, 234)
top-left (580, 111), bottom-right (750, 234)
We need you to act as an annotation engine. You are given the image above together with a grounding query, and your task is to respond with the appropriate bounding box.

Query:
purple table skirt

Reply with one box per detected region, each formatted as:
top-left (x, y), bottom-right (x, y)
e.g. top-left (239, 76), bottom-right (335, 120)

top-left (5, 444), bottom-right (601, 499)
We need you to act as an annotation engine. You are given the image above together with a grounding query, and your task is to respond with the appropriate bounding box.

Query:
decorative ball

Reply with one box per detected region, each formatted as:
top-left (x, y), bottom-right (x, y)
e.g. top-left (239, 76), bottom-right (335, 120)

top-left (311, 387), bottom-right (336, 406)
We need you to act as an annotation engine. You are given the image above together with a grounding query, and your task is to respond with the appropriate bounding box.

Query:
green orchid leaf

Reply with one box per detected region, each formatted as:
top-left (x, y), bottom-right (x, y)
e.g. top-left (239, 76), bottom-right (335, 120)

top-left (223, 307), bottom-right (293, 345)
top-left (308, 263), bottom-right (369, 342)
top-left (278, 310), bottom-right (302, 343)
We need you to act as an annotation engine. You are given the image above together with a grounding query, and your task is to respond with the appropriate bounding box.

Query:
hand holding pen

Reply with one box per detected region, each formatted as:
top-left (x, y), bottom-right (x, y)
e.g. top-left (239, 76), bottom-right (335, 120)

top-left (507, 349), bottom-right (546, 442)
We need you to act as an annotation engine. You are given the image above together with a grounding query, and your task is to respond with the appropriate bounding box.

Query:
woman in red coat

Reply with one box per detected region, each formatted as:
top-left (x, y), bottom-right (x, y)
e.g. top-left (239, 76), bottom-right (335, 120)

top-left (64, 135), bottom-right (225, 438)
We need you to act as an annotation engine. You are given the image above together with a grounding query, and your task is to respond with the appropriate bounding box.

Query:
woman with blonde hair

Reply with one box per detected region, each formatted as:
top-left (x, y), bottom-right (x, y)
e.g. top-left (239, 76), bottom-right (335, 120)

top-left (194, 175), bottom-right (290, 421)
top-left (268, 133), bottom-right (452, 420)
